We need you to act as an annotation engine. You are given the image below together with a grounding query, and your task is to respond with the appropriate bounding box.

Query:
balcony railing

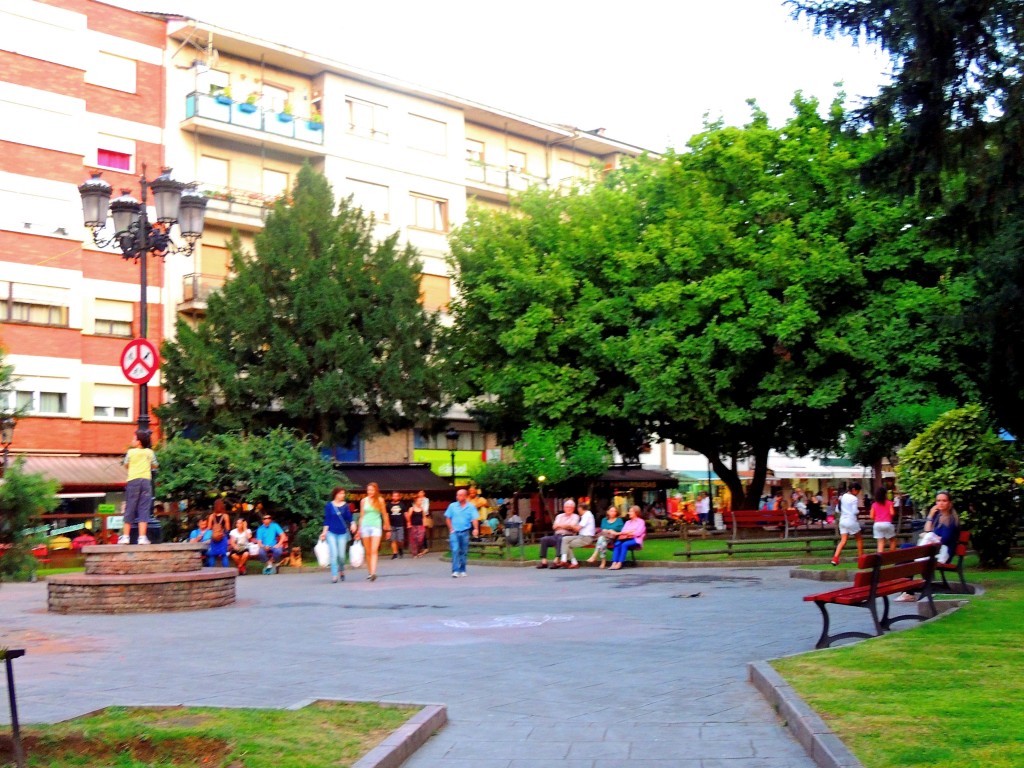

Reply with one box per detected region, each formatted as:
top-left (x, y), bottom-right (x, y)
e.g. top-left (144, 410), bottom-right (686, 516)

top-left (199, 183), bottom-right (280, 224)
top-left (185, 91), bottom-right (325, 145)
top-left (178, 273), bottom-right (225, 316)
top-left (465, 160), bottom-right (543, 193)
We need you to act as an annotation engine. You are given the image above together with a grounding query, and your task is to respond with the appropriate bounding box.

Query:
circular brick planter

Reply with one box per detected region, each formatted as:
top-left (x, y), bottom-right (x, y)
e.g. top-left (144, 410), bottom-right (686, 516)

top-left (47, 543), bottom-right (236, 614)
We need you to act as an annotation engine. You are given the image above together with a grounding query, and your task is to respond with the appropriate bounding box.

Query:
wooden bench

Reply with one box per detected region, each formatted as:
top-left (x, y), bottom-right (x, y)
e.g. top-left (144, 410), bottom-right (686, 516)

top-left (468, 540), bottom-right (506, 558)
top-left (935, 530), bottom-right (973, 594)
top-left (675, 534), bottom-right (840, 560)
top-left (726, 508), bottom-right (802, 539)
top-left (580, 539), bottom-right (639, 566)
top-left (802, 544), bottom-right (939, 649)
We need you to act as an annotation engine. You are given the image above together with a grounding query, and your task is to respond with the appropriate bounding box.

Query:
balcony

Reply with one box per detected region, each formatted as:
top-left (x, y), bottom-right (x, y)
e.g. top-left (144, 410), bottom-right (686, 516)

top-left (465, 160), bottom-right (544, 202)
top-left (183, 92), bottom-right (326, 155)
top-left (199, 184), bottom-right (279, 230)
top-left (178, 273), bottom-right (225, 317)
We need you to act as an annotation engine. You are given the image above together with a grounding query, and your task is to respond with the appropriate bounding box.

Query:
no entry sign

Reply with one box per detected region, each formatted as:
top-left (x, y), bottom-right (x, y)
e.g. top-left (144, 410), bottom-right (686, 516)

top-left (120, 338), bottom-right (159, 384)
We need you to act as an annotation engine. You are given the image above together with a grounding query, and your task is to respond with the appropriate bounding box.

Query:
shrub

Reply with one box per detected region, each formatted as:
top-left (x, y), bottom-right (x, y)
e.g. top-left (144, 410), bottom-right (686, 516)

top-left (0, 459), bottom-right (58, 582)
top-left (898, 404), bottom-right (1019, 567)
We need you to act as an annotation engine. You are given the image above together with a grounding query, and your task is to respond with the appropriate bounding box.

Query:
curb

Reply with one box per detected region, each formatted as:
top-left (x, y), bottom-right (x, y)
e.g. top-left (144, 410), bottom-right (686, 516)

top-left (788, 568), bottom-right (855, 582)
top-left (748, 661), bottom-right (863, 768)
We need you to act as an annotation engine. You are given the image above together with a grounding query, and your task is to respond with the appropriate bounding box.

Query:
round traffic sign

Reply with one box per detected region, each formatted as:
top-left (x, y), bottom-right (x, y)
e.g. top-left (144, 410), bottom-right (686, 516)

top-left (120, 338), bottom-right (159, 384)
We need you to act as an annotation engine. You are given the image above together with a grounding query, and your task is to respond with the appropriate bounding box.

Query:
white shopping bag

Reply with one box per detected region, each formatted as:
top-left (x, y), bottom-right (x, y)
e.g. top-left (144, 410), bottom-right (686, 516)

top-left (313, 539), bottom-right (330, 568)
top-left (348, 539), bottom-right (366, 568)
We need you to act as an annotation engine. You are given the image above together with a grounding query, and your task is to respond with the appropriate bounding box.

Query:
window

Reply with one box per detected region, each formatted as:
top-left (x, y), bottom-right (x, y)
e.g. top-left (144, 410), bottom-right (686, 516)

top-left (198, 155), bottom-right (229, 189)
top-left (94, 299), bottom-right (133, 337)
top-left (262, 169), bottom-right (289, 199)
top-left (12, 388), bottom-right (68, 415)
top-left (410, 193), bottom-right (448, 232)
top-left (1, 281), bottom-right (69, 327)
top-left (466, 139), bottom-right (484, 164)
top-left (197, 68), bottom-right (230, 96)
top-left (261, 83), bottom-right (291, 114)
top-left (558, 158), bottom-right (591, 187)
top-left (415, 429), bottom-right (485, 451)
top-left (346, 97), bottom-right (388, 140)
top-left (86, 51), bottom-right (136, 93)
top-left (347, 178), bottom-right (390, 223)
top-left (93, 384), bottom-right (133, 421)
top-left (420, 274), bottom-right (450, 312)
top-left (408, 114), bottom-right (447, 155)
top-left (508, 149), bottom-right (527, 174)
top-left (95, 135), bottom-right (135, 173)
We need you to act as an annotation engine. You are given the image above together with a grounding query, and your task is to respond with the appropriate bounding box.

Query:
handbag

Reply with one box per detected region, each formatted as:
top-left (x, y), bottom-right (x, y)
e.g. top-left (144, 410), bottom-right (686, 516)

top-left (247, 542), bottom-right (260, 556)
top-left (313, 539), bottom-right (330, 568)
top-left (348, 539), bottom-right (365, 568)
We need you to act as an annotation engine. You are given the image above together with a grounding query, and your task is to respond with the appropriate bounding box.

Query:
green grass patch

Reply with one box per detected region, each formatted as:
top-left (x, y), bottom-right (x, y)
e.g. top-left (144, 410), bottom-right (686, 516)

top-left (773, 565), bottom-right (1024, 768)
top-left (35, 567), bottom-right (86, 577)
top-left (0, 701), bottom-right (414, 768)
top-left (496, 536), bottom-right (837, 562)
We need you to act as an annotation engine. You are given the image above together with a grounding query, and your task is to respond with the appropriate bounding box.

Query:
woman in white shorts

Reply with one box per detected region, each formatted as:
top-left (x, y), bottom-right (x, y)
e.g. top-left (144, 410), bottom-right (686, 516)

top-left (870, 486), bottom-right (897, 553)
top-left (830, 483), bottom-right (864, 565)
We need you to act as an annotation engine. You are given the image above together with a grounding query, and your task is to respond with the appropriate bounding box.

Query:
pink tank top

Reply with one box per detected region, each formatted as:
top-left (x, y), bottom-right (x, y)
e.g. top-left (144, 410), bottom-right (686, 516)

top-left (871, 500), bottom-right (894, 523)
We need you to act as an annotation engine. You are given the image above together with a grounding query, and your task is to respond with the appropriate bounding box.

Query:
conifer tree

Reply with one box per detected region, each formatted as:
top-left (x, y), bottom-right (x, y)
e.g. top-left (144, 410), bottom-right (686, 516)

top-left (160, 165), bottom-right (444, 444)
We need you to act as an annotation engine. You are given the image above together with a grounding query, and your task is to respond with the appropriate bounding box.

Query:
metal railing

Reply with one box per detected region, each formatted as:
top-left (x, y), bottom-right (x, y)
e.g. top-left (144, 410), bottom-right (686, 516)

top-left (181, 273), bottom-right (225, 304)
top-left (465, 161), bottom-right (544, 192)
top-left (185, 91), bottom-right (325, 145)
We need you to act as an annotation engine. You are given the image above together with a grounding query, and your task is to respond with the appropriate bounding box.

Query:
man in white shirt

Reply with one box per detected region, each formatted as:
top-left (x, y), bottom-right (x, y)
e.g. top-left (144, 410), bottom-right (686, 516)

top-left (559, 503), bottom-right (597, 569)
top-left (536, 500), bottom-right (580, 569)
top-left (830, 482), bottom-right (864, 565)
top-left (695, 492), bottom-right (711, 525)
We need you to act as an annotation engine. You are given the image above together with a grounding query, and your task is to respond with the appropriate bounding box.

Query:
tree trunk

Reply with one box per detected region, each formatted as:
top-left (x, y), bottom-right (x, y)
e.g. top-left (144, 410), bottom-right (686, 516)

top-left (743, 442), bottom-right (771, 510)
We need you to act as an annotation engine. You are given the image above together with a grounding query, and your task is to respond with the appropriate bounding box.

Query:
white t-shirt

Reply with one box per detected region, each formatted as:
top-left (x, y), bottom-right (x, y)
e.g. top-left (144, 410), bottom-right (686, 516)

top-left (229, 528), bottom-right (251, 552)
top-left (696, 497), bottom-right (710, 516)
top-left (839, 492), bottom-right (860, 521)
top-left (578, 511), bottom-right (596, 537)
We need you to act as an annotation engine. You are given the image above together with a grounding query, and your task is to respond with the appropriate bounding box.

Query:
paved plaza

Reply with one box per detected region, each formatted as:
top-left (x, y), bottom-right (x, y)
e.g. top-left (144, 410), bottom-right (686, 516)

top-left (0, 555), bottom-right (874, 767)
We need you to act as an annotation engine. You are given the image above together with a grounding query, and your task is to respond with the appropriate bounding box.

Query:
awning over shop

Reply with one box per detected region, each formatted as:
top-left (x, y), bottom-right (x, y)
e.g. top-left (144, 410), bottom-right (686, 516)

top-left (594, 466), bottom-right (679, 490)
top-left (674, 470), bottom-right (720, 482)
top-left (18, 455), bottom-right (125, 493)
top-left (335, 462), bottom-right (452, 493)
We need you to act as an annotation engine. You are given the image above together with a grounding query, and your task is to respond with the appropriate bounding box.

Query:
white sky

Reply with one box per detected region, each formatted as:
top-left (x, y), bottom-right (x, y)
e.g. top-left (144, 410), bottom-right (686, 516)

top-left (113, 0), bottom-right (892, 152)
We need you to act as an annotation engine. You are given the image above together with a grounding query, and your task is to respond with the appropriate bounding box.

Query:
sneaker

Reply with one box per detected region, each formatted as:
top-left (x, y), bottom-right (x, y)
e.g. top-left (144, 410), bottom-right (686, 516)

top-left (458, 571), bottom-right (466, 578)
top-left (536, 563), bottom-right (548, 569)
top-left (830, 558), bottom-right (839, 566)
top-left (117, 535), bottom-right (129, 545)
top-left (332, 575), bottom-right (339, 583)
top-left (263, 565), bottom-right (275, 575)
top-left (567, 563), bottom-right (580, 569)
top-left (137, 536), bottom-right (151, 545)
top-left (339, 572), bottom-right (345, 582)
top-left (391, 554), bottom-right (399, 560)
top-left (452, 572), bottom-right (459, 578)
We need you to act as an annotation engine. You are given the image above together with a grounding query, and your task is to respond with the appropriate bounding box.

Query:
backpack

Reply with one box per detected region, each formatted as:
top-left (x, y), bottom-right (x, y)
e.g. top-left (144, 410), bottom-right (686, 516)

top-left (212, 514), bottom-right (226, 542)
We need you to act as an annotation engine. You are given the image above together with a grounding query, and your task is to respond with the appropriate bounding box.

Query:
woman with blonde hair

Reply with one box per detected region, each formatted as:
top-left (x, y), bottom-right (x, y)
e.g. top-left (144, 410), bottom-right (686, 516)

top-left (357, 482), bottom-right (391, 581)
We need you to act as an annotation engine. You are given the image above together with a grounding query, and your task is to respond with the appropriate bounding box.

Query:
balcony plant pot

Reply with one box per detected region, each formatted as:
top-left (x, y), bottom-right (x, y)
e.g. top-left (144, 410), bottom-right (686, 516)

top-left (306, 119), bottom-right (323, 131)
top-left (238, 102), bottom-right (258, 114)
top-left (215, 94), bottom-right (233, 106)
top-left (277, 112), bottom-right (294, 123)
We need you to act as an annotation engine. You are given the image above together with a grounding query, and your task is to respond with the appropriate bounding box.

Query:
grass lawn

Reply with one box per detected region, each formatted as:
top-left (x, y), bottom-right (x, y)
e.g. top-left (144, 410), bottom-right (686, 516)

top-left (0, 701), bottom-right (414, 768)
top-left (773, 563), bottom-right (1024, 768)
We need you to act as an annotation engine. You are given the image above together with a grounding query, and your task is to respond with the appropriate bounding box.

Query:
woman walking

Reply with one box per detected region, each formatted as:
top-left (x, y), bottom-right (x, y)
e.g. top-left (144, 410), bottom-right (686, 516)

top-left (357, 482), bottom-right (390, 581)
top-left (320, 487), bottom-right (356, 582)
top-left (870, 487), bottom-right (897, 553)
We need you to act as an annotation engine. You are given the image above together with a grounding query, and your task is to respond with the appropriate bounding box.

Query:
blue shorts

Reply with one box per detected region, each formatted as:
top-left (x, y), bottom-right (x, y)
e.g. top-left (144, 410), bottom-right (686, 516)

top-left (123, 478), bottom-right (152, 524)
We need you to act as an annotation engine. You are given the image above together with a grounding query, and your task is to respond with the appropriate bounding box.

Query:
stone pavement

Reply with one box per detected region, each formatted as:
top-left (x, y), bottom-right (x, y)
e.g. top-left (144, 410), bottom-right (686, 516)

top-left (0, 554), bottom-right (882, 767)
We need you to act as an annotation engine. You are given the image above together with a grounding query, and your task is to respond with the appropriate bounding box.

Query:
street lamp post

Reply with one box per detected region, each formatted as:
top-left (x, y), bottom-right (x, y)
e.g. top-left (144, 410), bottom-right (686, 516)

top-left (1, 415), bottom-right (15, 476)
top-left (79, 167), bottom-right (207, 441)
top-left (445, 427), bottom-right (460, 489)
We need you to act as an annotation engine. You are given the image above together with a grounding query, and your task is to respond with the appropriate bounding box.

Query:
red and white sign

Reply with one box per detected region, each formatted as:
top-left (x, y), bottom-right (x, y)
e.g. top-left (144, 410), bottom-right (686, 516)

top-left (120, 338), bottom-right (159, 384)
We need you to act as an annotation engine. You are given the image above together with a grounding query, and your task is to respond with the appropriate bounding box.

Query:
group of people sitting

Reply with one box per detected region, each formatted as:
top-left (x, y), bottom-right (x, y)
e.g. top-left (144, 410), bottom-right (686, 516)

top-left (187, 499), bottom-right (290, 574)
top-left (534, 500), bottom-right (646, 570)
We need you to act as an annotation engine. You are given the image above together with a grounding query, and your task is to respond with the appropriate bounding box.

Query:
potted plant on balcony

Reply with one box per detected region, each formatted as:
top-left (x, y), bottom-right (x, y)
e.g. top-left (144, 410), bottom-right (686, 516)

top-left (238, 92), bottom-right (259, 114)
top-left (306, 110), bottom-right (324, 131)
top-left (277, 100), bottom-right (295, 123)
top-left (215, 87), bottom-right (233, 106)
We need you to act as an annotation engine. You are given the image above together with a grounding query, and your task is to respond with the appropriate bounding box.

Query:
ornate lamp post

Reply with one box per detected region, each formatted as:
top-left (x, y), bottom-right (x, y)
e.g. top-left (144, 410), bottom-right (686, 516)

top-left (445, 427), bottom-right (460, 488)
top-left (1, 415), bottom-right (15, 476)
top-left (78, 167), bottom-right (207, 441)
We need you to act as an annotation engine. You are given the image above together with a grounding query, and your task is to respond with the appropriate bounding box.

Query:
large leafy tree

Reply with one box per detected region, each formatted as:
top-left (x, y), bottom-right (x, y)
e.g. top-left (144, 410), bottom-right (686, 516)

top-left (159, 164), bottom-right (445, 444)
top-left (788, 0), bottom-right (1024, 440)
top-left (447, 96), bottom-right (972, 508)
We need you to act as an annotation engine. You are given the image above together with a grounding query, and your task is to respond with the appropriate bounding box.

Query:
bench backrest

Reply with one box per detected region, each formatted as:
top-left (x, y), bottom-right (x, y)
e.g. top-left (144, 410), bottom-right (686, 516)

top-left (730, 509), bottom-right (800, 526)
top-left (953, 530), bottom-right (970, 558)
top-left (853, 544), bottom-right (939, 588)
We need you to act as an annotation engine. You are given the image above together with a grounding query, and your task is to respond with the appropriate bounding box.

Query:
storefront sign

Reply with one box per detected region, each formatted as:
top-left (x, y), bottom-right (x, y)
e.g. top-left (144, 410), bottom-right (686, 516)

top-left (98, 504), bottom-right (116, 515)
top-left (413, 449), bottom-right (484, 483)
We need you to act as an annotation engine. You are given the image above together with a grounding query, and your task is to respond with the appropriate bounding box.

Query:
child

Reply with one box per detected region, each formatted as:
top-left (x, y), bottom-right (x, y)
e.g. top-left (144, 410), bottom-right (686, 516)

top-left (870, 486), bottom-right (897, 553)
top-left (120, 430), bottom-right (158, 545)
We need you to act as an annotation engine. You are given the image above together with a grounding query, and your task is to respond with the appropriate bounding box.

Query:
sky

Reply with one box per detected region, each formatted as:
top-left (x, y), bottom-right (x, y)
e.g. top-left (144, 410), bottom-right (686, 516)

top-left (112, 0), bottom-right (893, 152)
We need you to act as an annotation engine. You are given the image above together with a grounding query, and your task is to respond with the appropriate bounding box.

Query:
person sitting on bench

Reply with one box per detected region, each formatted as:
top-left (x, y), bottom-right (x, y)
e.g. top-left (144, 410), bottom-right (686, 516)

top-left (536, 500), bottom-right (579, 569)
top-left (255, 512), bottom-right (286, 573)
top-left (609, 505), bottom-right (646, 571)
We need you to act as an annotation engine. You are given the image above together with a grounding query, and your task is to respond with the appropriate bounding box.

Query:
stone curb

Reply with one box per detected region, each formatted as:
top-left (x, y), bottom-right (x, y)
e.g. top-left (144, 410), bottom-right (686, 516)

top-left (788, 568), bottom-right (854, 582)
top-left (748, 661), bottom-right (863, 768)
top-left (464, 557), bottom-right (847, 568)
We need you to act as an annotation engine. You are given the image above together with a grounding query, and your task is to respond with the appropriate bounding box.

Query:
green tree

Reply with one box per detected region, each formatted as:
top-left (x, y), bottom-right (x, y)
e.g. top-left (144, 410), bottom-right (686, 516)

top-left (898, 404), bottom-right (1019, 568)
top-left (0, 459), bottom-right (59, 582)
top-left (155, 429), bottom-right (340, 523)
top-left (788, 0), bottom-right (1024, 445)
top-left (447, 95), bottom-right (972, 508)
top-left (159, 164), bottom-right (445, 444)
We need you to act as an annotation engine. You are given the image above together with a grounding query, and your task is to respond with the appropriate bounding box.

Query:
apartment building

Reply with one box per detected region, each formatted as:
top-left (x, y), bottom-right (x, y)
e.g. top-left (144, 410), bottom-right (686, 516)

top-left (1, 0), bottom-right (649, 502)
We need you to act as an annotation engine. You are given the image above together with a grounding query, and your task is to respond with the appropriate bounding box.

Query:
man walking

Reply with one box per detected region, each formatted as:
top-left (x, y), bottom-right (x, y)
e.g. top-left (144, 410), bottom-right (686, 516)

top-left (536, 500), bottom-right (580, 569)
top-left (445, 488), bottom-right (479, 578)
